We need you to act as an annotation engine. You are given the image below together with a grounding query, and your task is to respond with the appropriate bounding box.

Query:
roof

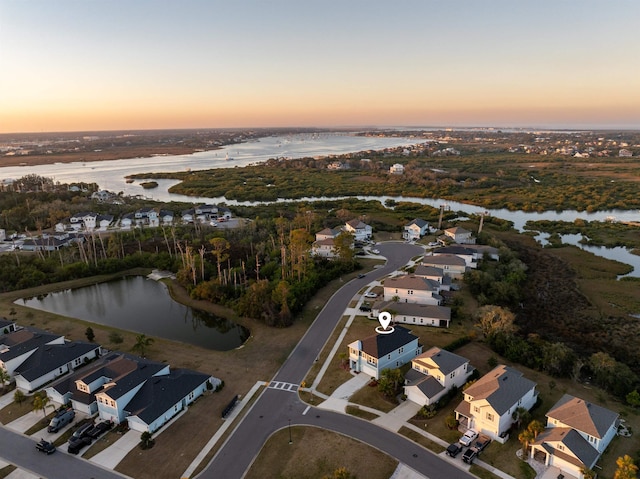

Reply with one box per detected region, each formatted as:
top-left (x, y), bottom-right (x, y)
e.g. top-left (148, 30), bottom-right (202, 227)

top-left (125, 369), bottom-right (211, 423)
top-left (99, 358), bottom-right (168, 400)
top-left (413, 265), bottom-right (445, 278)
top-left (15, 341), bottom-right (100, 381)
top-left (546, 394), bottom-right (618, 439)
top-left (445, 227), bottom-right (471, 235)
top-left (533, 427), bottom-right (599, 469)
top-left (0, 329), bottom-right (61, 361)
top-left (406, 218), bottom-right (428, 228)
top-left (422, 254), bottom-right (466, 267)
top-left (0, 319), bottom-right (15, 331)
top-left (433, 246), bottom-right (474, 256)
top-left (464, 365), bottom-right (536, 415)
top-left (413, 347), bottom-right (467, 375)
top-left (384, 275), bottom-right (440, 292)
top-left (357, 326), bottom-right (418, 359)
top-left (346, 219), bottom-right (367, 229)
top-left (379, 302), bottom-right (450, 320)
top-left (410, 375), bottom-right (445, 400)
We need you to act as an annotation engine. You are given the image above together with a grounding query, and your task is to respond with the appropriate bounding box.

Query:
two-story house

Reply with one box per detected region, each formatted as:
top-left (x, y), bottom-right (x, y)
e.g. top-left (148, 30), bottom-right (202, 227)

top-left (344, 219), bottom-right (372, 241)
top-left (348, 326), bottom-right (422, 379)
top-left (421, 254), bottom-right (467, 279)
top-left (403, 219), bottom-right (429, 241)
top-left (529, 395), bottom-right (619, 479)
top-left (383, 275), bottom-right (443, 305)
top-left (311, 228), bottom-right (341, 258)
top-left (404, 347), bottom-right (473, 406)
top-left (455, 365), bottom-right (538, 443)
top-left (0, 329), bottom-right (64, 378)
top-left (432, 246), bottom-right (477, 269)
top-left (444, 226), bottom-right (475, 244)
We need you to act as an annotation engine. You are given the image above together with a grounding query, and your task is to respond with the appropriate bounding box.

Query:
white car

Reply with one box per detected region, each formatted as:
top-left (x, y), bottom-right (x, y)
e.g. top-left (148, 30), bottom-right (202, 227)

top-left (364, 292), bottom-right (378, 298)
top-left (371, 249), bottom-right (380, 254)
top-left (459, 429), bottom-right (479, 447)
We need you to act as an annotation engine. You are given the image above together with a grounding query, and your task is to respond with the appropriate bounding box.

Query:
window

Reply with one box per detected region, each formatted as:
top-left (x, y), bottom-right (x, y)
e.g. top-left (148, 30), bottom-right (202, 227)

top-left (450, 372), bottom-right (456, 378)
top-left (558, 445), bottom-right (564, 451)
top-left (474, 406), bottom-right (480, 413)
top-left (486, 413), bottom-right (494, 421)
top-left (399, 347), bottom-right (404, 353)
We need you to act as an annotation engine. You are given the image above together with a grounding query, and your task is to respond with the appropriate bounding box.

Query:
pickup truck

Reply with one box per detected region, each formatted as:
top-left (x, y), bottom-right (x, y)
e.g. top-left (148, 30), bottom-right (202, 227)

top-left (474, 434), bottom-right (492, 452)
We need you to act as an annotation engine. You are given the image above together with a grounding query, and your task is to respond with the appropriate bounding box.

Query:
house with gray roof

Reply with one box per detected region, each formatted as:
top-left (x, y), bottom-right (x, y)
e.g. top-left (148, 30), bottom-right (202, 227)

top-left (0, 328), bottom-right (64, 378)
top-left (348, 326), bottom-right (422, 379)
top-left (529, 395), bottom-right (619, 478)
top-left (375, 301), bottom-right (451, 328)
top-left (14, 340), bottom-right (101, 393)
top-left (0, 319), bottom-right (17, 335)
top-left (404, 347), bottom-right (473, 406)
top-left (421, 254), bottom-right (467, 279)
top-left (383, 275), bottom-right (443, 306)
top-left (125, 369), bottom-right (218, 433)
top-left (344, 219), bottom-right (372, 241)
top-left (403, 218), bottom-right (429, 241)
top-left (455, 365), bottom-right (538, 443)
top-left (432, 245), bottom-right (477, 268)
top-left (444, 226), bottom-right (475, 244)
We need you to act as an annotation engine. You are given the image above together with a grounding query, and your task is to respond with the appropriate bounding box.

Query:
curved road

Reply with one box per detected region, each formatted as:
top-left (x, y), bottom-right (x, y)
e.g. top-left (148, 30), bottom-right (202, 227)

top-left (199, 242), bottom-right (476, 479)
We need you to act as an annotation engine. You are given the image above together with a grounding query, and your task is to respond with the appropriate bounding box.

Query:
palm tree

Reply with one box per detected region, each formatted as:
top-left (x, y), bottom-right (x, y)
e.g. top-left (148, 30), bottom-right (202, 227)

top-left (518, 429), bottom-right (535, 458)
top-left (580, 466), bottom-right (597, 479)
top-left (132, 334), bottom-right (154, 358)
top-left (614, 455), bottom-right (639, 479)
top-left (527, 419), bottom-right (545, 439)
top-left (32, 392), bottom-right (53, 420)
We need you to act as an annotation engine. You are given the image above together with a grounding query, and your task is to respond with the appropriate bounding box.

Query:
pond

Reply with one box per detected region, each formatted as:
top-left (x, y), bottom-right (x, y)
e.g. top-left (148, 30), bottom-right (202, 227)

top-left (15, 276), bottom-right (249, 351)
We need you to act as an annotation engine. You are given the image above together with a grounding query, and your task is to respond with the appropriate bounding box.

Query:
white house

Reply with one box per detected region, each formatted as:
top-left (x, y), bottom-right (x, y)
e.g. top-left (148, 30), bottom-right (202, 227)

top-left (403, 219), bottom-right (429, 241)
top-left (530, 395), bottom-right (619, 479)
top-left (404, 347), bottom-right (473, 406)
top-left (422, 254), bottom-right (467, 279)
top-left (444, 227), bottom-right (475, 244)
top-left (0, 329), bottom-right (64, 378)
top-left (376, 301), bottom-right (451, 328)
top-left (348, 326), bottom-right (422, 379)
top-left (311, 238), bottom-right (337, 258)
top-left (432, 246), bottom-right (477, 269)
top-left (413, 265), bottom-right (451, 290)
top-left (383, 275), bottom-right (443, 305)
top-left (390, 163), bottom-right (405, 175)
top-left (125, 369), bottom-right (219, 433)
top-left (455, 365), bottom-right (538, 443)
top-left (14, 341), bottom-right (102, 393)
top-left (344, 219), bottom-right (372, 241)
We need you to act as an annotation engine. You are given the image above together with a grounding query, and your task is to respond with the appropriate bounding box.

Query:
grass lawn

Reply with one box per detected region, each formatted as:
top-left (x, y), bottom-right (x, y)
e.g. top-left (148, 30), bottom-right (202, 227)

top-left (398, 426), bottom-right (445, 454)
top-left (349, 383), bottom-right (398, 413)
top-left (244, 426), bottom-right (398, 479)
top-left (346, 405), bottom-right (379, 420)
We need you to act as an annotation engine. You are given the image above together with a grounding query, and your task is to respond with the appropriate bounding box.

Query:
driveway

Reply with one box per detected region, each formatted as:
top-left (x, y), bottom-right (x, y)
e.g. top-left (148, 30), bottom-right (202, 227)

top-left (90, 430), bottom-right (140, 469)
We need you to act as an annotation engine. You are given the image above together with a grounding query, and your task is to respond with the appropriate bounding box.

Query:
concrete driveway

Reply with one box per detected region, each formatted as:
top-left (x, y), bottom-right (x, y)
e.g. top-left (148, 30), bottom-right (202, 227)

top-left (90, 429), bottom-right (140, 469)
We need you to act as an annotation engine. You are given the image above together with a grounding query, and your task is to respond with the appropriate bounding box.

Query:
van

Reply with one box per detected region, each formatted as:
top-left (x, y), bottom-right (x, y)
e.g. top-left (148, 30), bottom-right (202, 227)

top-left (48, 408), bottom-right (75, 433)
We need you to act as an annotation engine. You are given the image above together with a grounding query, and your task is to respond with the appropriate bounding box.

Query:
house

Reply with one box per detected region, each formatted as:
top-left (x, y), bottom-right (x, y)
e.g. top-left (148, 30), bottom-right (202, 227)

top-left (413, 265), bottom-right (452, 290)
top-left (404, 347), bottom-right (473, 406)
top-left (315, 228), bottom-right (340, 241)
top-left (348, 326), bottom-right (422, 379)
top-left (403, 219), bottom-right (429, 241)
top-left (124, 368), bottom-right (218, 433)
top-left (159, 210), bottom-right (174, 226)
top-left (194, 204), bottom-right (218, 219)
top-left (432, 246), bottom-right (477, 269)
top-left (135, 207), bottom-right (159, 227)
top-left (21, 237), bottom-right (69, 252)
top-left (390, 163), bottom-right (405, 175)
top-left (120, 213), bottom-right (134, 229)
top-left (463, 244), bottom-right (500, 261)
top-left (0, 329), bottom-right (64, 378)
top-left (0, 319), bottom-right (17, 335)
top-left (344, 219), bottom-right (372, 241)
top-left (422, 254), bottom-right (467, 279)
top-left (14, 341), bottom-right (102, 393)
top-left (455, 365), bottom-right (538, 443)
top-left (529, 395), bottom-right (619, 479)
top-left (444, 227), bottom-right (475, 244)
top-left (311, 238), bottom-right (337, 258)
top-left (375, 301), bottom-right (451, 328)
top-left (181, 209), bottom-right (195, 224)
top-left (96, 214), bottom-right (114, 230)
top-left (383, 275), bottom-right (443, 305)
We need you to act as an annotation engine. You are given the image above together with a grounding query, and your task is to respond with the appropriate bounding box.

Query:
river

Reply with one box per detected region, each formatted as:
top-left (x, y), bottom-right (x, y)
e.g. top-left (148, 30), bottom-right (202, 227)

top-left (1, 132), bottom-right (638, 276)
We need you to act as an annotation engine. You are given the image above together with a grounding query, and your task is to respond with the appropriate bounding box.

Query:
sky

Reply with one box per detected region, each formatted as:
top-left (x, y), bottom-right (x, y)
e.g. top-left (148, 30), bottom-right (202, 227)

top-left (1, 0), bottom-right (639, 133)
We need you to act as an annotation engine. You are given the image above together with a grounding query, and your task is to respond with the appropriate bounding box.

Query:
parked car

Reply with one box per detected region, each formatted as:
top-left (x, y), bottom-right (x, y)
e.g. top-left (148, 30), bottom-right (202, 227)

top-left (87, 420), bottom-right (113, 439)
top-left (357, 273), bottom-right (366, 279)
top-left (359, 305), bottom-right (372, 312)
top-left (67, 422), bottom-right (94, 455)
top-left (35, 439), bottom-right (56, 454)
top-left (364, 292), bottom-right (378, 298)
top-left (474, 434), bottom-right (492, 452)
top-left (459, 429), bottom-right (479, 447)
top-left (47, 408), bottom-right (75, 433)
top-left (462, 446), bottom-right (479, 464)
top-left (446, 442), bottom-right (462, 458)
top-left (371, 249), bottom-right (380, 254)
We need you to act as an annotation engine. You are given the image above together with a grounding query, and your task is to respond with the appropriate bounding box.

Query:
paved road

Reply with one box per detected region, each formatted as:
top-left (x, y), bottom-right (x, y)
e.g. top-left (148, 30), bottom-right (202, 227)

top-left (199, 242), bottom-right (476, 479)
top-left (0, 427), bottom-right (128, 479)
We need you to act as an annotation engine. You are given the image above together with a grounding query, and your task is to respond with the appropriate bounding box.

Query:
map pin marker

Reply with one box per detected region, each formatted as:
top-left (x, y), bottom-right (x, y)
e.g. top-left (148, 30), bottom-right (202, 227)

top-left (378, 311), bottom-right (392, 331)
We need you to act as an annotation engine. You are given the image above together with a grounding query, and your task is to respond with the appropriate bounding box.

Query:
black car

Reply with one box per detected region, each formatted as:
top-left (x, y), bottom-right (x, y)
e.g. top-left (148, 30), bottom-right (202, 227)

top-left (359, 305), bottom-right (371, 312)
top-left (462, 447), bottom-right (479, 464)
top-left (87, 420), bottom-right (113, 439)
top-left (67, 422), bottom-right (94, 455)
top-left (357, 274), bottom-right (366, 278)
top-left (446, 442), bottom-right (462, 458)
top-left (35, 439), bottom-right (56, 454)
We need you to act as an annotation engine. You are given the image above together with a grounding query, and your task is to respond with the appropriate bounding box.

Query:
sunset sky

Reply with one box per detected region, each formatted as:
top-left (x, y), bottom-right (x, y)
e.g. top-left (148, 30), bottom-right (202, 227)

top-left (1, 0), bottom-right (639, 133)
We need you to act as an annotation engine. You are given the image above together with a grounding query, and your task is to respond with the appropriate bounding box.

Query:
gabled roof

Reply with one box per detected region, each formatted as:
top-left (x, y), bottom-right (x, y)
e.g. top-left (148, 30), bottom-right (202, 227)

top-left (433, 246), bottom-right (474, 256)
top-left (422, 254), bottom-right (466, 267)
top-left (346, 219), bottom-right (367, 229)
top-left (406, 218), bottom-right (428, 228)
top-left (384, 275), bottom-right (440, 292)
top-left (125, 369), bottom-right (211, 423)
top-left (0, 329), bottom-right (61, 361)
top-left (316, 227), bottom-right (339, 237)
top-left (15, 341), bottom-right (99, 381)
top-left (379, 301), bottom-right (450, 320)
top-left (100, 359), bottom-right (168, 400)
top-left (533, 427), bottom-right (599, 469)
top-left (413, 265), bottom-right (444, 278)
top-left (413, 347), bottom-right (467, 376)
top-left (412, 375), bottom-right (445, 399)
top-left (464, 365), bottom-right (536, 415)
top-left (546, 394), bottom-right (618, 439)
top-left (313, 238), bottom-right (335, 247)
top-left (355, 326), bottom-right (418, 359)
top-left (445, 227), bottom-right (471, 235)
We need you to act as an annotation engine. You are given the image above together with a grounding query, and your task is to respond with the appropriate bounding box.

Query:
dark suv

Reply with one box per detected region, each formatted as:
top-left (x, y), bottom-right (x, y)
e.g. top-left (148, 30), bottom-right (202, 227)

top-left (462, 447), bottom-right (479, 464)
top-left (446, 442), bottom-right (462, 458)
top-left (67, 422), bottom-right (94, 455)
